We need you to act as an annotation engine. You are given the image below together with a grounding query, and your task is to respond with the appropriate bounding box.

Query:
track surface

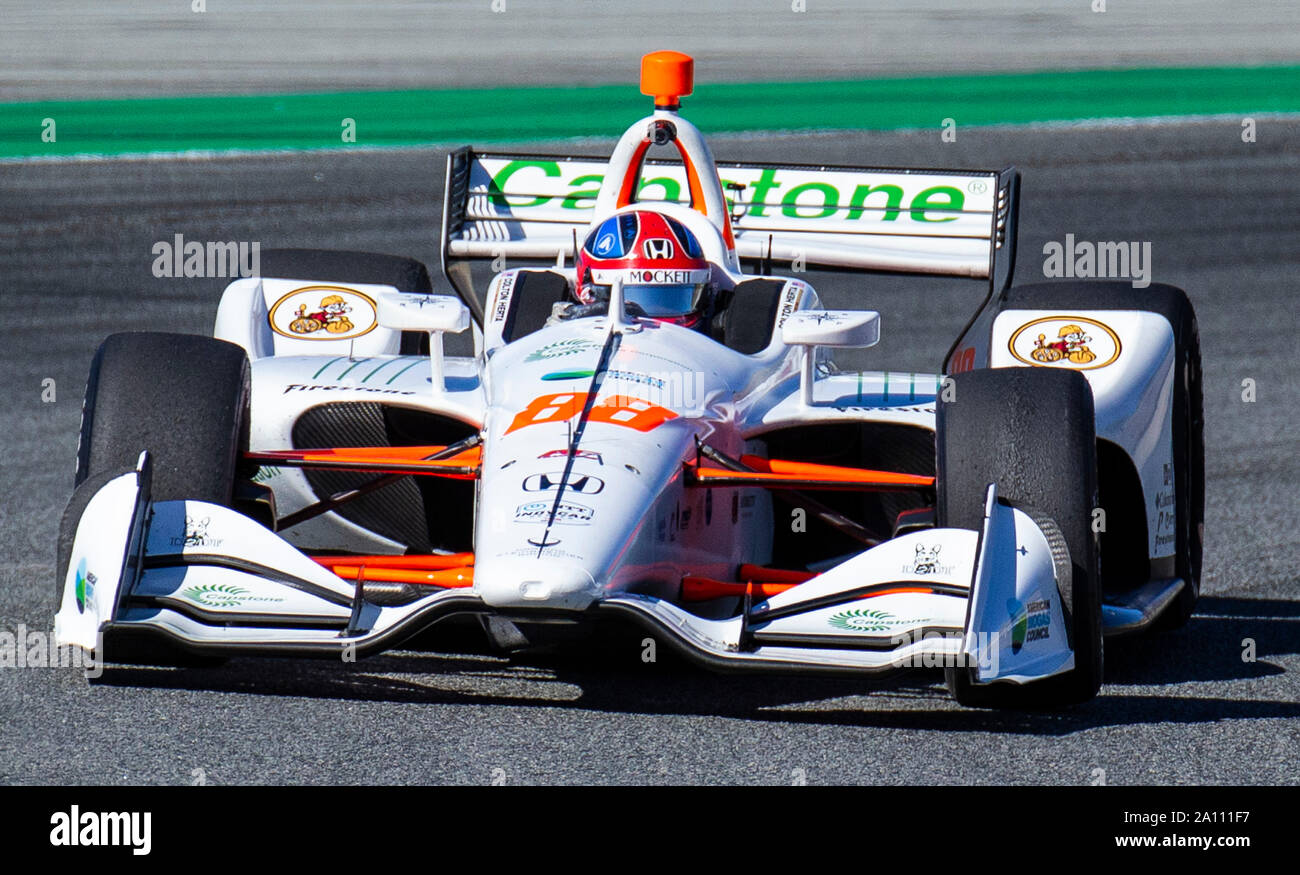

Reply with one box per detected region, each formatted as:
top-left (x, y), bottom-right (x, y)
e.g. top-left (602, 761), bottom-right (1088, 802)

top-left (2, 120), bottom-right (1298, 784)
top-left (4, 0), bottom-right (1299, 100)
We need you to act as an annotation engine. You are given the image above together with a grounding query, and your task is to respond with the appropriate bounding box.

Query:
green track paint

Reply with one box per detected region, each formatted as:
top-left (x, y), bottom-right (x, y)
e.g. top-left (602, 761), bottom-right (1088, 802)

top-left (4, 65), bottom-right (1294, 160)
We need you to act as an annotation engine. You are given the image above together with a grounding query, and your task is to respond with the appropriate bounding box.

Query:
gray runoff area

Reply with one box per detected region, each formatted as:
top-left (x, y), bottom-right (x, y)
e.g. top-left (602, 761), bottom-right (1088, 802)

top-left (2, 0), bottom-right (1299, 99)
top-left (1, 117), bottom-right (1298, 784)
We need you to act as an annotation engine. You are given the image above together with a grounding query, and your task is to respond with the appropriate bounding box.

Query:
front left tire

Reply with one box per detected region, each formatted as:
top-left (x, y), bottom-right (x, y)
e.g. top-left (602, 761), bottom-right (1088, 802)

top-left (61, 332), bottom-right (251, 667)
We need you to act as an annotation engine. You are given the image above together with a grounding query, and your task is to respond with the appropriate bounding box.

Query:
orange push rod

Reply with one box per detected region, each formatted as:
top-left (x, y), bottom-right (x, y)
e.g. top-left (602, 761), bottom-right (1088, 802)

top-left (681, 577), bottom-right (936, 603)
top-left (312, 553), bottom-right (474, 571)
top-left (737, 564), bottom-right (816, 584)
top-left (689, 455), bottom-right (933, 491)
top-left (247, 445), bottom-right (481, 479)
top-left (681, 566), bottom-right (816, 602)
top-left (329, 565), bottom-right (474, 588)
top-left (681, 577), bottom-right (797, 602)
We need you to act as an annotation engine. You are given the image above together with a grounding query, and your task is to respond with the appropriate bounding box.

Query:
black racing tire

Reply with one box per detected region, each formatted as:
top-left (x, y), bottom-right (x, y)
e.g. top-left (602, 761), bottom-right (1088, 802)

top-left (75, 332), bottom-right (251, 504)
top-left (259, 248), bottom-right (432, 294)
top-left (937, 368), bottom-right (1103, 707)
top-left (66, 333), bottom-right (250, 668)
top-left (1000, 282), bottom-right (1203, 629)
top-left (258, 248), bottom-right (433, 355)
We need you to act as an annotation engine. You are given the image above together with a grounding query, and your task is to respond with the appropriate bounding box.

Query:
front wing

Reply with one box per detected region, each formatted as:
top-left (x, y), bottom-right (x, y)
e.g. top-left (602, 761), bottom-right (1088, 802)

top-left (55, 454), bottom-right (1075, 685)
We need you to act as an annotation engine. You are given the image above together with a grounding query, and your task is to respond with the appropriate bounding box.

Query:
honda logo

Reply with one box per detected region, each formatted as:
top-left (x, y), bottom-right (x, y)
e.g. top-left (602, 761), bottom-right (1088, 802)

top-left (523, 472), bottom-right (605, 494)
top-left (642, 238), bottom-right (674, 259)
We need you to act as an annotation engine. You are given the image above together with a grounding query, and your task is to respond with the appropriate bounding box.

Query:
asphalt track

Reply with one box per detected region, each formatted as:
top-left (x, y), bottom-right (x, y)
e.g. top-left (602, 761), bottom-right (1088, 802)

top-left (1, 117), bottom-right (1298, 785)
top-left (5, 0), bottom-right (1300, 101)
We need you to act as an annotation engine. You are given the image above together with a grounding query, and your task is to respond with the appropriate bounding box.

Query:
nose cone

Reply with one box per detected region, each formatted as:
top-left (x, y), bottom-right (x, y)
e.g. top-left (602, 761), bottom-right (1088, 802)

top-left (474, 557), bottom-right (601, 611)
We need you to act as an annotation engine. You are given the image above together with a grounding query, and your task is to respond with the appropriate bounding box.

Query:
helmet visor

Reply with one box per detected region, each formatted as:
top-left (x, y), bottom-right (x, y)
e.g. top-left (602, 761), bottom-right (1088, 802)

top-left (623, 283), bottom-right (704, 317)
top-left (585, 282), bottom-right (707, 318)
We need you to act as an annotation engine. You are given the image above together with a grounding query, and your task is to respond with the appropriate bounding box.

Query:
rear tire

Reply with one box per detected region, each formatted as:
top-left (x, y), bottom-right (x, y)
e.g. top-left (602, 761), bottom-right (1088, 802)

top-left (999, 282), bottom-right (1203, 629)
top-left (258, 248), bottom-right (432, 295)
top-left (937, 368), bottom-right (1103, 707)
top-left (258, 248), bottom-right (433, 355)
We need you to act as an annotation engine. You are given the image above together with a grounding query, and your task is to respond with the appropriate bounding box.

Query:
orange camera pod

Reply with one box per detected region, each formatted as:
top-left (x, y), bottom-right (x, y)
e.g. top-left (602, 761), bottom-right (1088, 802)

top-left (640, 51), bottom-right (694, 109)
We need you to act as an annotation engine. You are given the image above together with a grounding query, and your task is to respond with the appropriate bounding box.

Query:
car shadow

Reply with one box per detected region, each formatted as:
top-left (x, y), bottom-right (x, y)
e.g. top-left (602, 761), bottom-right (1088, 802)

top-left (1103, 596), bottom-right (1296, 685)
top-left (89, 595), bottom-right (1298, 736)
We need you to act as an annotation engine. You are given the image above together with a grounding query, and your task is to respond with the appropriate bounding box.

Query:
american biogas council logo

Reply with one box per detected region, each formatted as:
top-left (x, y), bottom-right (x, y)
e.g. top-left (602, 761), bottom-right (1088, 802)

top-left (1006, 597), bottom-right (1051, 653)
top-left (74, 557), bottom-right (96, 614)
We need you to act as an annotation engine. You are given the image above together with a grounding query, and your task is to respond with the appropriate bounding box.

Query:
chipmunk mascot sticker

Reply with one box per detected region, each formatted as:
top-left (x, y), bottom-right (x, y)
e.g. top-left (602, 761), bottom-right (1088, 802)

top-left (268, 285), bottom-right (378, 341)
top-left (1008, 315), bottom-right (1121, 370)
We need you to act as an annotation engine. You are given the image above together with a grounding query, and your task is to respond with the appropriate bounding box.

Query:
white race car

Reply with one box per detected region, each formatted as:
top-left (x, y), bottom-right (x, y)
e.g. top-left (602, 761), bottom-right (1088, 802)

top-left (56, 52), bottom-right (1203, 707)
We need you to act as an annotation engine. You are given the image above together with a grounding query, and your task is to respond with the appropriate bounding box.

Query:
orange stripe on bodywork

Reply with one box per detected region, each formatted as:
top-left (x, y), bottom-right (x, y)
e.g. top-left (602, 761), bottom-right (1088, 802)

top-left (615, 139), bottom-right (653, 208)
top-left (676, 145), bottom-right (736, 248)
top-left (858, 586), bottom-right (933, 598)
top-left (679, 146), bottom-right (706, 213)
top-left (613, 129), bottom-right (735, 248)
top-left (506, 392), bottom-right (677, 434)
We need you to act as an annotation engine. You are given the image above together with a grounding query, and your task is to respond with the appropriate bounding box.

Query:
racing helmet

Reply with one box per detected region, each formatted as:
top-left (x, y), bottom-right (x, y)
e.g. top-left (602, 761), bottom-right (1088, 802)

top-left (575, 210), bottom-right (713, 321)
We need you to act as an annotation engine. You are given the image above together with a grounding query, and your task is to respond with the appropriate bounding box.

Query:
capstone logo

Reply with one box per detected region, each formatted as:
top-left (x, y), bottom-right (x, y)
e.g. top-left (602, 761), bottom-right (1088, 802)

top-left (486, 160), bottom-right (976, 224)
top-left (181, 583), bottom-right (284, 608)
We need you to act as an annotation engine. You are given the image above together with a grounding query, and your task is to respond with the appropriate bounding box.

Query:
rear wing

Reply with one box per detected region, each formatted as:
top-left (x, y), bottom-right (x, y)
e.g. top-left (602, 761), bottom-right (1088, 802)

top-left (441, 148), bottom-right (1019, 323)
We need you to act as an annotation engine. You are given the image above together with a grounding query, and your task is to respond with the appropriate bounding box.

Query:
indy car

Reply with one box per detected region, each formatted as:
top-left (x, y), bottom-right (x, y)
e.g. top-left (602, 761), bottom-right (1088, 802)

top-left (56, 52), bottom-right (1203, 706)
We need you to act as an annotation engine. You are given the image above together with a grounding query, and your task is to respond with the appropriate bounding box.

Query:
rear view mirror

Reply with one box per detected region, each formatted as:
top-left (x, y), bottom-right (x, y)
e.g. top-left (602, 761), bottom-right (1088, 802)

top-left (782, 310), bottom-right (881, 406)
top-left (781, 309), bottom-right (880, 348)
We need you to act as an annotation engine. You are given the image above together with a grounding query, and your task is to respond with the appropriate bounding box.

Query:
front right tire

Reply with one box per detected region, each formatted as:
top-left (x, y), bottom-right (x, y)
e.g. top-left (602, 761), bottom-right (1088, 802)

top-left (936, 367), bottom-right (1103, 707)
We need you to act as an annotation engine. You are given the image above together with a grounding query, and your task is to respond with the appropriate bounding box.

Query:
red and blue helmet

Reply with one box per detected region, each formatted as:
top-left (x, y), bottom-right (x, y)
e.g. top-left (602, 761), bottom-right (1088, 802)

top-left (575, 210), bottom-right (713, 320)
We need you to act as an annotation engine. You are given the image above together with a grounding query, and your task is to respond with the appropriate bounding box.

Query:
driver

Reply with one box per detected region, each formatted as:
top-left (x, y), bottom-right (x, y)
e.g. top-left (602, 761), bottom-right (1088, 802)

top-left (566, 209), bottom-right (718, 330)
